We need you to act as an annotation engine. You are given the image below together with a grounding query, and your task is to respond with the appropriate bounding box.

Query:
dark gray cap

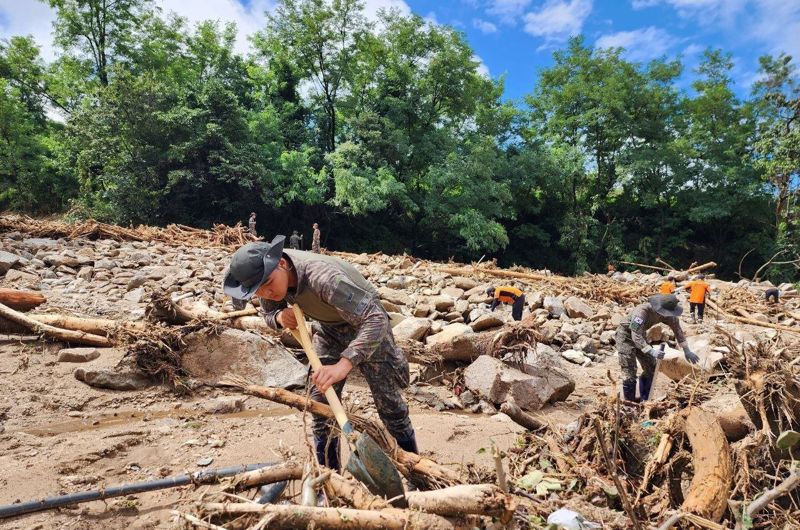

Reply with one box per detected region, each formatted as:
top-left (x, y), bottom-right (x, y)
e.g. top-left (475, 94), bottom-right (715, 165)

top-left (223, 235), bottom-right (285, 300)
top-left (648, 294), bottom-right (683, 318)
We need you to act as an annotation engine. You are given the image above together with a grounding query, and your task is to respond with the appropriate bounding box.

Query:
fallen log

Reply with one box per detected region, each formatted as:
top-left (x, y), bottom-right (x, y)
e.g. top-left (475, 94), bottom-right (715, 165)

top-left (686, 262), bottom-right (717, 274)
top-left (229, 461), bottom-right (304, 490)
top-left (325, 471), bottom-right (390, 510)
top-left (407, 484), bottom-right (517, 523)
top-left (199, 503), bottom-right (460, 530)
top-left (28, 314), bottom-right (146, 336)
top-left (225, 382), bottom-right (461, 487)
top-left (0, 302), bottom-right (113, 347)
top-left (676, 407), bottom-right (733, 522)
top-left (707, 299), bottom-right (800, 335)
top-left (715, 404), bottom-right (753, 442)
top-left (0, 288), bottom-right (45, 312)
top-left (500, 400), bottom-right (546, 431)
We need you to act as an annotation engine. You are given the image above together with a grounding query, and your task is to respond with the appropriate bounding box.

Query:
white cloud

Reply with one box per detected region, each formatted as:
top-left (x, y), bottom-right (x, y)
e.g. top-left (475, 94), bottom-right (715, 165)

top-left (630, 0), bottom-right (660, 8)
top-left (487, 0), bottom-right (532, 25)
top-left (523, 0), bottom-right (592, 42)
top-left (473, 18), bottom-right (498, 34)
top-left (361, 0), bottom-right (411, 21)
top-left (0, 0), bottom-right (57, 61)
top-left (750, 0), bottom-right (800, 60)
top-left (473, 54), bottom-right (491, 77)
top-left (157, 0), bottom-right (274, 55)
top-left (595, 26), bottom-right (676, 62)
top-left (423, 11), bottom-right (439, 26)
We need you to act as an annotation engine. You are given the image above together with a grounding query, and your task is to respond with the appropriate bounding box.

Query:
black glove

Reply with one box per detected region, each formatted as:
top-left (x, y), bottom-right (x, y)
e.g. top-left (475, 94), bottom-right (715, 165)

top-left (683, 347), bottom-right (699, 364)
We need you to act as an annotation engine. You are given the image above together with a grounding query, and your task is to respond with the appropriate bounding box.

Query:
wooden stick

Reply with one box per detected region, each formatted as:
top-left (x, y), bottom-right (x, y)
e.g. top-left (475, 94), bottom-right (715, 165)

top-left (592, 419), bottom-right (644, 530)
top-left (171, 511), bottom-right (230, 530)
top-left (500, 400), bottom-right (546, 431)
top-left (325, 472), bottom-right (390, 510)
top-left (656, 258), bottom-right (678, 271)
top-left (0, 302), bottom-right (113, 347)
top-left (199, 503), bottom-right (459, 530)
top-left (0, 288), bottom-right (45, 312)
top-left (686, 262), bottom-right (717, 274)
top-left (618, 261), bottom-right (673, 272)
top-left (656, 511), bottom-right (726, 530)
top-left (746, 467), bottom-right (800, 519)
top-left (227, 383), bottom-right (461, 485)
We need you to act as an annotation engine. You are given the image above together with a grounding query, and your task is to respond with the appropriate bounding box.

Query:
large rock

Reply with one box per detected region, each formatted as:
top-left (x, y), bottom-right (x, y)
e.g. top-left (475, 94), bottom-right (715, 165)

top-left (527, 291), bottom-right (544, 311)
top-left (0, 250), bottom-right (21, 275)
top-left (453, 277), bottom-right (477, 290)
top-left (431, 295), bottom-right (455, 312)
top-left (3, 269), bottom-right (39, 288)
top-left (74, 368), bottom-right (152, 390)
top-left (464, 355), bottom-right (574, 411)
top-left (543, 296), bottom-right (565, 318)
top-left (646, 323), bottom-right (672, 343)
top-left (470, 313), bottom-right (505, 332)
top-left (561, 349), bottom-right (588, 364)
top-left (181, 329), bottom-right (306, 388)
top-left (658, 335), bottom-right (723, 382)
top-left (378, 287), bottom-right (411, 306)
top-left (392, 317), bottom-right (432, 342)
top-left (441, 287), bottom-right (465, 300)
top-left (563, 296), bottom-right (594, 319)
top-left (426, 323), bottom-right (472, 346)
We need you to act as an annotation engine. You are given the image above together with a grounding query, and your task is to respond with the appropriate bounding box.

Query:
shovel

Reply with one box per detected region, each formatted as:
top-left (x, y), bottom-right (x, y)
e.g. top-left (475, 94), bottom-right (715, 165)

top-left (287, 304), bottom-right (407, 506)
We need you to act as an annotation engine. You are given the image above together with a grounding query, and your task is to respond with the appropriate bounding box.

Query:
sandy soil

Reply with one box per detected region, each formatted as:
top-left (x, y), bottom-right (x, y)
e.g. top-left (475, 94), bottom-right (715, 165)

top-left (0, 337), bottom-right (620, 530)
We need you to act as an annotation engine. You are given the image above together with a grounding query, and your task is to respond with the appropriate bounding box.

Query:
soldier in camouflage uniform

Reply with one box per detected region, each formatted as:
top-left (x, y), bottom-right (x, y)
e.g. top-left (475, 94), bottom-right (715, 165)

top-left (311, 223), bottom-right (321, 253)
top-left (616, 294), bottom-right (699, 401)
top-left (223, 235), bottom-right (418, 470)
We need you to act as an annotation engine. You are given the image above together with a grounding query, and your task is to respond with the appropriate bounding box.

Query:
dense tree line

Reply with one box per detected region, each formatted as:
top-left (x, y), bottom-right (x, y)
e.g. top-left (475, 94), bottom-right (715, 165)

top-left (1, 0), bottom-right (798, 281)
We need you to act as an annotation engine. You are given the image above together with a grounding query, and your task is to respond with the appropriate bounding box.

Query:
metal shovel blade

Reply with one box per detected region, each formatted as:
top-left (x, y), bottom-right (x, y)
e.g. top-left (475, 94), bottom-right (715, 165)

top-left (345, 433), bottom-right (407, 507)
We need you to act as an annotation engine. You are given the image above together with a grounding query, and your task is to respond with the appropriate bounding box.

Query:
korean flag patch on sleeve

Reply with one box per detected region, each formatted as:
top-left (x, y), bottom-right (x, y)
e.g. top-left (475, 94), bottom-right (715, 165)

top-left (630, 315), bottom-right (644, 331)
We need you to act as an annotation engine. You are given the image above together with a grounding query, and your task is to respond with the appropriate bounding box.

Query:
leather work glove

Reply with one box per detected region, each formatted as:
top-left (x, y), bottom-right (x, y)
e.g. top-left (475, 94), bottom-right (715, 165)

top-left (683, 347), bottom-right (699, 364)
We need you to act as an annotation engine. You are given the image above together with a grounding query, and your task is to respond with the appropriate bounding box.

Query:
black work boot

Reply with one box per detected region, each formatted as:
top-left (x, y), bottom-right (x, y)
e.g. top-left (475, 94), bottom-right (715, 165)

top-left (621, 380), bottom-right (637, 401)
top-left (315, 435), bottom-right (341, 471)
top-left (394, 430), bottom-right (419, 454)
top-left (638, 375), bottom-right (653, 401)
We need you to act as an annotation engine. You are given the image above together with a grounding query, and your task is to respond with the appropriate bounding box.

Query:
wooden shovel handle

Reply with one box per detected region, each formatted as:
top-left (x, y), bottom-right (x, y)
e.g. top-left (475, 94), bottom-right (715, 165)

top-left (288, 305), bottom-right (351, 431)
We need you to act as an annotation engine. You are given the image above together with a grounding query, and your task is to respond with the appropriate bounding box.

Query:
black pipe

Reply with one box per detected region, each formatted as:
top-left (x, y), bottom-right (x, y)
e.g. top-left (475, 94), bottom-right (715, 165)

top-left (0, 462), bottom-right (274, 519)
top-left (256, 481), bottom-right (288, 504)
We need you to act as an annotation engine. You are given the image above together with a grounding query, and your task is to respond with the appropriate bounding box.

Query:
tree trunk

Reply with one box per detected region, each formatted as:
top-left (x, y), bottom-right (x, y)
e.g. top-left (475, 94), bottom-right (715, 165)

top-left (677, 407), bottom-right (733, 522)
top-left (0, 288), bottom-right (45, 312)
top-left (0, 302), bottom-right (113, 347)
top-left (200, 503), bottom-right (460, 530)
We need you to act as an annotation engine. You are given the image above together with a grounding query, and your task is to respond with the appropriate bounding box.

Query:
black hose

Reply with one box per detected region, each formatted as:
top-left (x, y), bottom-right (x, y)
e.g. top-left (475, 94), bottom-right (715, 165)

top-left (0, 462), bottom-right (274, 519)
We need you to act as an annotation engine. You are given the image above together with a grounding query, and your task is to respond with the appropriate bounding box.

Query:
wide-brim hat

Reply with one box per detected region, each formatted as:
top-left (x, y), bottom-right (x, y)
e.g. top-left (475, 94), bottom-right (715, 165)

top-left (223, 235), bottom-right (285, 300)
top-left (648, 294), bottom-right (683, 318)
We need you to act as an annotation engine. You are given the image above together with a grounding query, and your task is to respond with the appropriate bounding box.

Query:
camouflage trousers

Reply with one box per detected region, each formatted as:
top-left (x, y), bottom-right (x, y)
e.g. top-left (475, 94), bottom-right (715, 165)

top-left (309, 321), bottom-right (414, 443)
top-left (615, 327), bottom-right (656, 384)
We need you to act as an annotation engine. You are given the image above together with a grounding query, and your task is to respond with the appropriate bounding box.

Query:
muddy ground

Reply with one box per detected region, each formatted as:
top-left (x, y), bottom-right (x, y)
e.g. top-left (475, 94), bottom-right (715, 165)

top-left (0, 336), bottom-right (624, 530)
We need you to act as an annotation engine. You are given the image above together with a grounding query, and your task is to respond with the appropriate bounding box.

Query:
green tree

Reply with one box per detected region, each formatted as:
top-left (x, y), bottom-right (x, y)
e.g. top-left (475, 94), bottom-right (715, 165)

top-left (45, 0), bottom-right (153, 86)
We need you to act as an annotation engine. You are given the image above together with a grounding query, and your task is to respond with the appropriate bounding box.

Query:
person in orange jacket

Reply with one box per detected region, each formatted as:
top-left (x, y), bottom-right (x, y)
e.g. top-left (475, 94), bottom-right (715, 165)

top-left (486, 285), bottom-right (526, 321)
top-left (681, 274), bottom-right (712, 322)
top-left (659, 275), bottom-right (676, 295)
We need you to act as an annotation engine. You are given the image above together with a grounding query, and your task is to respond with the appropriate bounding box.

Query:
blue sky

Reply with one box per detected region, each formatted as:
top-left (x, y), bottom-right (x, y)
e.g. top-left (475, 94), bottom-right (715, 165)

top-left (3, 0), bottom-right (799, 102)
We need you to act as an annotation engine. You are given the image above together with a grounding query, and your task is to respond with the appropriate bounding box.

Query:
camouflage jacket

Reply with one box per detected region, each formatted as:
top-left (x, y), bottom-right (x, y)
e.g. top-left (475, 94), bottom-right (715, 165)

top-left (259, 249), bottom-right (388, 366)
top-left (619, 303), bottom-right (688, 353)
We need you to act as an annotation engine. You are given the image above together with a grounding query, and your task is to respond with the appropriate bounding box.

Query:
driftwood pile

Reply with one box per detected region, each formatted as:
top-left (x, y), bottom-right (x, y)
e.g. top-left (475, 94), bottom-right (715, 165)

top-left (0, 213), bottom-right (254, 249)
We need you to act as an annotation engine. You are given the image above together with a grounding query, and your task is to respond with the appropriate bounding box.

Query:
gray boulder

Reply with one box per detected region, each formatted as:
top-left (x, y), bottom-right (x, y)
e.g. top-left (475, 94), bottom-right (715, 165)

top-left (393, 317), bottom-right (432, 342)
top-left (544, 296), bottom-right (565, 318)
top-left (564, 296), bottom-right (594, 319)
top-left (0, 250), bottom-right (21, 275)
top-left (470, 313), bottom-right (505, 332)
top-left (464, 355), bottom-right (574, 411)
top-left (181, 329), bottom-right (306, 389)
top-left (74, 368), bottom-right (152, 390)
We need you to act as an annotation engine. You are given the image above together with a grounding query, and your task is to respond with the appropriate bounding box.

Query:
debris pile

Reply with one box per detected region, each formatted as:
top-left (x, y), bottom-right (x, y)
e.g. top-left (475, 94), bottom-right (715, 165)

top-left (2, 213), bottom-right (800, 529)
